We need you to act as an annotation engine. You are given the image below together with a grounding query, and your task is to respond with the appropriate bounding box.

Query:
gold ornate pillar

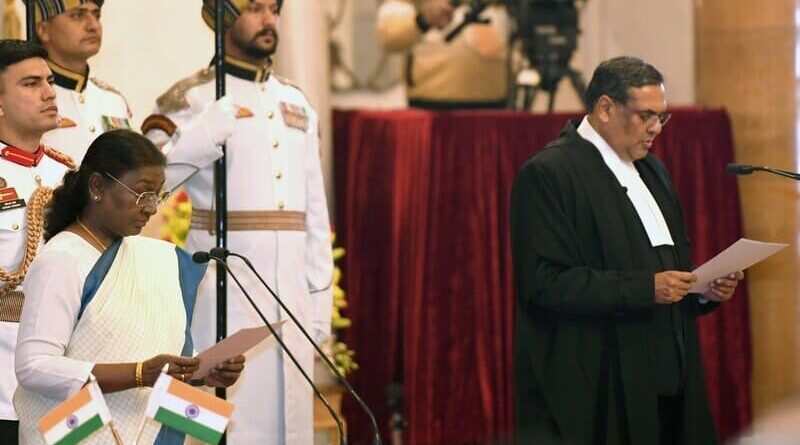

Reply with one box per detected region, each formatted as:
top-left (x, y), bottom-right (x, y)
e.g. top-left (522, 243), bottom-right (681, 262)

top-left (695, 0), bottom-right (800, 418)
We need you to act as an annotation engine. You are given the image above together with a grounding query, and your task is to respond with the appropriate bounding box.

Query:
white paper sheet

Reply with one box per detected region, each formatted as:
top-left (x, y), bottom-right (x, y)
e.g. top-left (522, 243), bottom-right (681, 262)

top-left (194, 320), bottom-right (287, 379)
top-left (690, 238), bottom-right (788, 292)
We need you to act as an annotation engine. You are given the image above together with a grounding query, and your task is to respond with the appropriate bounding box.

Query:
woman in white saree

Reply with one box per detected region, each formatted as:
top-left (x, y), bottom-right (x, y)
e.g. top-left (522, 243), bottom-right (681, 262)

top-left (13, 130), bottom-right (245, 445)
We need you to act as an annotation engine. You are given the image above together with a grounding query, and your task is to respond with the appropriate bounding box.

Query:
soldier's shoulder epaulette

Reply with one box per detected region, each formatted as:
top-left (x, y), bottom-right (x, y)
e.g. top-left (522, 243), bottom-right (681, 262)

top-left (272, 73), bottom-right (314, 108)
top-left (90, 77), bottom-right (133, 118)
top-left (90, 77), bottom-right (123, 96)
top-left (43, 146), bottom-right (77, 170)
top-left (271, 72), bottom-right (301, 90)
top-left (156, 68), bottom-right (216, 115)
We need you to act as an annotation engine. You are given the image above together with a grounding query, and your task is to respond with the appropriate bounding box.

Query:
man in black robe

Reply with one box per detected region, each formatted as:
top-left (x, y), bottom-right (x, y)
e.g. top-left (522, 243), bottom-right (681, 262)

top-left (511, 56), bottom-right (744, 445)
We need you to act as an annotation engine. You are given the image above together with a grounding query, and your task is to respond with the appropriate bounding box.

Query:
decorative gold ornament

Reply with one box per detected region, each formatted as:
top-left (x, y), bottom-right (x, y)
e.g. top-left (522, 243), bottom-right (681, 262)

top-left (3, 0), bottom-right (22, 39)
top-left (0, 186), bottom-right (53, 293)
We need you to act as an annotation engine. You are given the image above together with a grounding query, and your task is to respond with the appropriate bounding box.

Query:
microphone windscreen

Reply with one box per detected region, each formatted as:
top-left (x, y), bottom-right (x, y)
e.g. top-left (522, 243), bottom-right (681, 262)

top-left (725, 163), bottom-right (752, 175)
top-left (192, 251), bottom-right (211, 264)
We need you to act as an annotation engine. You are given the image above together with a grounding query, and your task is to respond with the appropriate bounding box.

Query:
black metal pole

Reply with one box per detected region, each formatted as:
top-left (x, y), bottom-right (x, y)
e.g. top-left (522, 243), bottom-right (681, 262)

top-left (25, 0), bottom-right (35, 41)
top-left (213, 2), bottom-right (228, 443)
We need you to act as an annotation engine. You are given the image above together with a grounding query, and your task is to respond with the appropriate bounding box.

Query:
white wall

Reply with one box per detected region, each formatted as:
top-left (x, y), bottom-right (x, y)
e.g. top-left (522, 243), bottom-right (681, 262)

top-left (94, 1), bottom-right (216, 128)
top-left (579, 0), bottom-right (695, 106)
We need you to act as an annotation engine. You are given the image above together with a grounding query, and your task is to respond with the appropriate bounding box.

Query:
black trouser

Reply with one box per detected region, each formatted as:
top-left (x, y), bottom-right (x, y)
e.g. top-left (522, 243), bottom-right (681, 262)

top-left (0, 419), bottom-right (18, 444)
top-left (658, 395), bottom-right (682, 445)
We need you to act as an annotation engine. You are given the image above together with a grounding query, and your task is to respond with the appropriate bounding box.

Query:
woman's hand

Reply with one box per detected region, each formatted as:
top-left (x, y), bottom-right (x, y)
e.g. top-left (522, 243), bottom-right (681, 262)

top-left (203, 355), bottom-right (246, 388)
top-left (142, 354), bottom-right (200, 387)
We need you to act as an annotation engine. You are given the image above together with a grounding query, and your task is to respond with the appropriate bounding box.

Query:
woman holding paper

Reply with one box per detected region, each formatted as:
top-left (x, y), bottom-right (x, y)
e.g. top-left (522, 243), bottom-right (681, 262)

top-left (13, 130), bottom-right (245, 445)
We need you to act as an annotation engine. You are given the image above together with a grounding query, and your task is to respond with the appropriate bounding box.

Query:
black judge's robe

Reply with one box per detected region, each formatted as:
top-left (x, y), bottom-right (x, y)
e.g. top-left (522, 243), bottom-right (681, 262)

top-left (510, 121), bottom-right (718, 445)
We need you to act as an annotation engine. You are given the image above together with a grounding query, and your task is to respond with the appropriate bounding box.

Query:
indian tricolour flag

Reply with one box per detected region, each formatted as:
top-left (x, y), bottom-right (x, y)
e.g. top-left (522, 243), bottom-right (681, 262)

top-left (145, 373), bottom-right (234, 444)
top-left (38, 379), bottom-right (112, 445)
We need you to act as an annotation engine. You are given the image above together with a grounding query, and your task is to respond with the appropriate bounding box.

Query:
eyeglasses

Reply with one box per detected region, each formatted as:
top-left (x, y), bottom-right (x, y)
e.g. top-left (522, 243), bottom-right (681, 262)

top-left (621, 103), bottom-right (672, 127)
top-left (104, 172), bottom-right (170, 208)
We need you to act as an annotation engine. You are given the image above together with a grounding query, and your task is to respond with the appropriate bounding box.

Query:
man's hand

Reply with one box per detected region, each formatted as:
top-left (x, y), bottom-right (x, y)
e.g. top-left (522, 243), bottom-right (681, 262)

top-left (703, 271), bottom-right (744, 303)
top-left (204, 355), bottom-right (246, 388)
top-left (421, 0), bottom-right (454, 29)
top-left (654, 270), bottom-right (697, 304)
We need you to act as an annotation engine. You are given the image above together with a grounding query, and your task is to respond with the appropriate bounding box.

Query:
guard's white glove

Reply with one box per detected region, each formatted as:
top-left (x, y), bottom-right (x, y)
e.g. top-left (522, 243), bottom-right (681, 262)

top-left (200, 96), bottom-right (236, 146)
top-left (312, 320), bottom-right (332, 344)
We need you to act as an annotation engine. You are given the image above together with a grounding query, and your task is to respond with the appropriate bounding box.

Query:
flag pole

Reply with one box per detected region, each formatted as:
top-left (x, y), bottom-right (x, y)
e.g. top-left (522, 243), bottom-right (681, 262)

top-left (132, 365), bottom-right (170, 445)
top-left (108, 421), bottom-right (125, 445)
top-left (131, 416), bottom-right (147, 445)
top-left (87, 374), bottom-right (125, 445)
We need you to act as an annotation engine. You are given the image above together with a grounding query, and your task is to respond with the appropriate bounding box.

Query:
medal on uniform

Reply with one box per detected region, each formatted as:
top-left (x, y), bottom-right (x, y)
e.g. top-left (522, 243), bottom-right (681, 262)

top-left (236, 106), bottom-right (254, 118)
top-left (57, 116), bottom-right (77, 128)
top-left (101, 115), bottom-right (132, 131)
top-left (279, 101), bottom-right (309, 131)
top-left (0, 178), bottom-right (25, 212)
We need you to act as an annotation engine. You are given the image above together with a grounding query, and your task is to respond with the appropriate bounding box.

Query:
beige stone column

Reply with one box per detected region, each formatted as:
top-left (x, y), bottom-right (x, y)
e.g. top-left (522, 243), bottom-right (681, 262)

top-left (695, 0), bottom-right (800, 417)
top-left (273, 0), bottom-right (335, 213)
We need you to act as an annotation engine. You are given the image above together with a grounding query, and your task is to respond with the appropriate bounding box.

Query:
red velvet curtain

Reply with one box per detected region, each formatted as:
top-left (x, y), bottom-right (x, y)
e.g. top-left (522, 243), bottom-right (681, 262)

top-left (333, 108), bottom-right (750, 445)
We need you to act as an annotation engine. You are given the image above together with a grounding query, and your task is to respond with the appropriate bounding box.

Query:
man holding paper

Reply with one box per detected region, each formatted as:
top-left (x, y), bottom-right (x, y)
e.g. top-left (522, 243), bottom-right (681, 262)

top-left (511, 56), bottom-right (743, 445)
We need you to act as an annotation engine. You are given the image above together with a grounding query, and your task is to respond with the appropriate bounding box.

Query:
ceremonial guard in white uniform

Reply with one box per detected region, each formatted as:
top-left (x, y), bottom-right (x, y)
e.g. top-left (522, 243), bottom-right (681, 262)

top-left (0, 144), bottom-right (75, 427)
top-left (144, 1), bottom-right (333, 444)
top-left (0, 40), bottom-right (75, 443)
top-left (34, 0), bottom-right (132, 165)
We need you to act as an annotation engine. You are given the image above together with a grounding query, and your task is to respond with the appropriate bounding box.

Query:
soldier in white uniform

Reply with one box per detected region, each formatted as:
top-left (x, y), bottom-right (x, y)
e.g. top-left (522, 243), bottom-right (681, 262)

top-left (143, 1), bottom-right (333, 444)
top-left (34, 0), bottom-right (132, 165)
top-left (0, 39), bottom-right (75, 444)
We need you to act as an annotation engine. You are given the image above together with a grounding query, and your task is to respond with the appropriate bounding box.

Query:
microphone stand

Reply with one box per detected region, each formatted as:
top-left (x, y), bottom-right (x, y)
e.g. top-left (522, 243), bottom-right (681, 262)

top-left (211, 5), bottom-right (229, 444)
top-left (225, 251), bottom-right (382, 445)
top-left (758, 166), bottom-right (800, 181)
top-left (202, 255), bottom-right (347, 445)
top-left (728, 163), bottom-right (800, 180)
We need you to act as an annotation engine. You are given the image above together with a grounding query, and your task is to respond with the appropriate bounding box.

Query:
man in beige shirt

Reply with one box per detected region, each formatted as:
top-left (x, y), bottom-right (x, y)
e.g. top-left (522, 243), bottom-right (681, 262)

top-left (377, 0), bottom-right (510, 109)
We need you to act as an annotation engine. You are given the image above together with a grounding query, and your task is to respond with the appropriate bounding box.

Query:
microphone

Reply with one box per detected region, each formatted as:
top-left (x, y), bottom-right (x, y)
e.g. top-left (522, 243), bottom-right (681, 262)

top-left (192, 251), bottom-right (213, 264)
top-left (226, 251), bottom-right (383, 445)
top-left (191, 248), bottom-right (230, 263)
top-left (725, 163), bottom-right (756, 175)
top-left (192, 251), bottom-right (347, 445)
top-left (726, 162), bottom-right (800, 180)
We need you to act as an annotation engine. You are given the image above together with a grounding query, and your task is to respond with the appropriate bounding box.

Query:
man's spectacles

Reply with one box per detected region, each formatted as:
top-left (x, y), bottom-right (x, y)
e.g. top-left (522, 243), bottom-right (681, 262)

top-left (104, 172), bottom-right (170, 208)
top-left (632, 109), bottom-right (671, 127)
top-left (619, 102), bottom-right (672, 127)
